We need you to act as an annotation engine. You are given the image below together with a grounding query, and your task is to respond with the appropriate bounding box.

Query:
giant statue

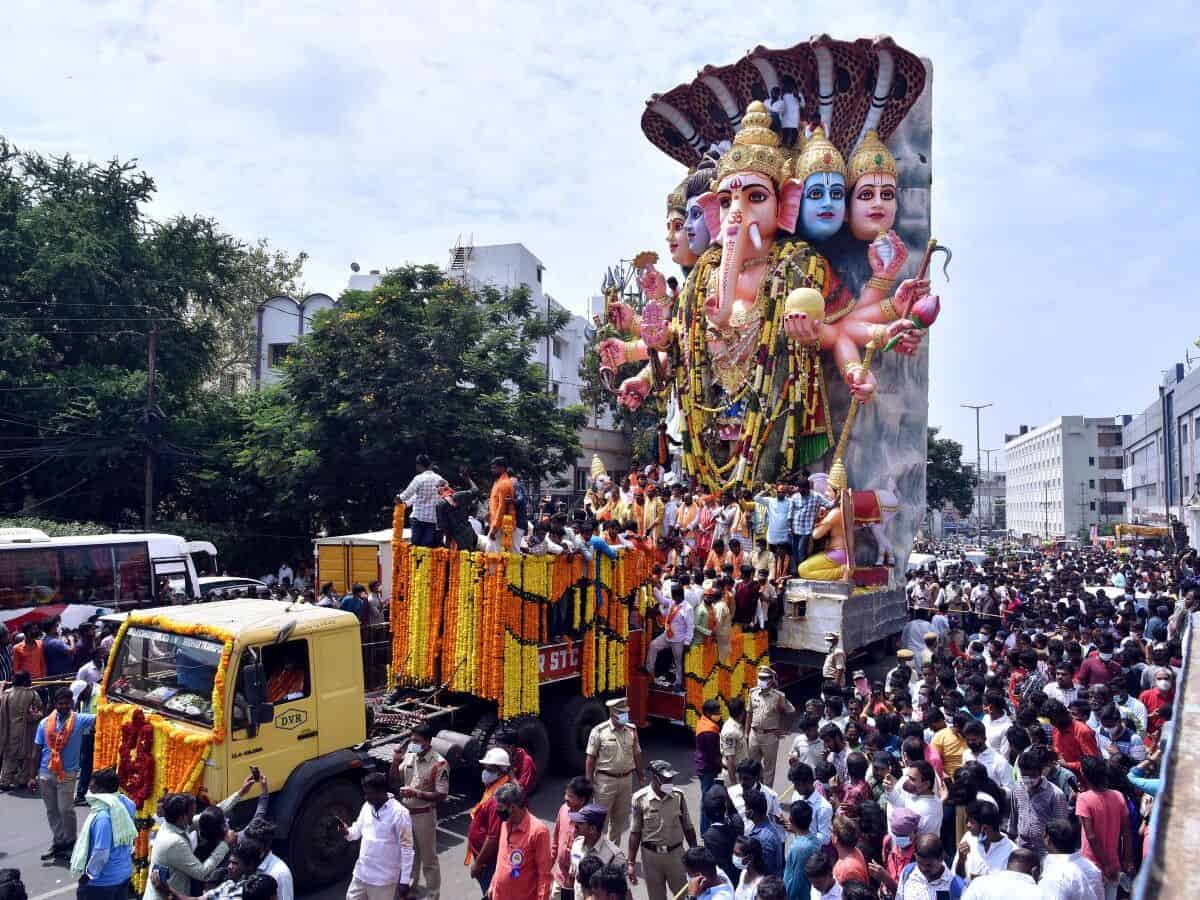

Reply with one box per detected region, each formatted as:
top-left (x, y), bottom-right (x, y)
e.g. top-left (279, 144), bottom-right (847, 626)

top-left (594, 36), bottom-right (941, 585)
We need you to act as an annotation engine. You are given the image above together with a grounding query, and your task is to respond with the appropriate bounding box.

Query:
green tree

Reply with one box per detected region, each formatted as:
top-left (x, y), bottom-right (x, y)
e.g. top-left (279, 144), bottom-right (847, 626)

top-left (204, 239), bottom-right (308, 388)
top-left (927, 426), bottom-right (975, 516)
top-left (237, 266), bottom-right (585, 533)
top-left (0, 139), bottom-right (243, 523)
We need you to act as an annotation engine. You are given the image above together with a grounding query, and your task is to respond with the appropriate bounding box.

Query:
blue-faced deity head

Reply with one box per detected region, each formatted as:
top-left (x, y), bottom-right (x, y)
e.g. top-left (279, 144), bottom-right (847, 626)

top-left (684, 196), bottom-right (711, 256)
top-left (799, 172), bottom-right (846, 241)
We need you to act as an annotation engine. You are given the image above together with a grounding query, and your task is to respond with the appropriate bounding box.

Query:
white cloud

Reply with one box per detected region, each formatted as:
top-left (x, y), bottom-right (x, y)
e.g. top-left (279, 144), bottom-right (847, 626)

top-left (1, 0), bottom-right (1196, 456)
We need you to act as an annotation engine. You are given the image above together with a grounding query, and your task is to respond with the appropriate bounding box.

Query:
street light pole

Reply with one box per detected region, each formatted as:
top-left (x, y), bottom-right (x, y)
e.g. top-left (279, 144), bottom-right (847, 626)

top-left (962, 402), bottom-right (993, 544)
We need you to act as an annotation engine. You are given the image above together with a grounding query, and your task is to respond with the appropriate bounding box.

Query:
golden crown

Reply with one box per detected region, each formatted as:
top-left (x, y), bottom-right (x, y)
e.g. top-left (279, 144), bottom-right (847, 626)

top-left (666, 177), bottom-right (687, 216)
top-left (794, 126), bottom-right (846, 184)
top-left (713, 101), bottom-right (791, 187)
top-left (847, 130), bottom-right (897, 187)
top-left (828, 458), bottom-right (848, 491)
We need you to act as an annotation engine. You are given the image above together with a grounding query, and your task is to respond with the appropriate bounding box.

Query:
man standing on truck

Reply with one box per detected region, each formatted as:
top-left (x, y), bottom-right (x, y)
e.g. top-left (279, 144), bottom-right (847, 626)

top-left (586, 697), bottom-right (643, 845)
top-left (392, 724), bottom-right (449, 900)
top-left (747, 666), bottom-right (794, 789)
top-left (399, 454), bottom-right (447, 548)
top-left (487, 457), bottom-right (518, 552)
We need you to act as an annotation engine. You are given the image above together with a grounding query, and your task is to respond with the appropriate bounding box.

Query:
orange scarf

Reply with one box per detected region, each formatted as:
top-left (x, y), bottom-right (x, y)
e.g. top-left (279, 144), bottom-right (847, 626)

top-left (665, 603), bottom-right (683, 640)
top-left (44, 712), bottom-right (76, 779)
top-left (695, 715), bottom-right (720, 737)
top-left (466, 773), bottom-right (512, 864)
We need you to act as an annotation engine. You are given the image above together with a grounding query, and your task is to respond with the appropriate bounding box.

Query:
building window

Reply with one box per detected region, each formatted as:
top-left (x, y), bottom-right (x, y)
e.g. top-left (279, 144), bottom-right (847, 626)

top-left (268, 343), bottom-right (292, 369)
top-left (550, 382), bottom-right (561, 402)
top-left (552, 337), bottom-right (564, 359)
top-left (1089, 501), bottom-right (1096, 511)
top-left (574, 467), bottom-right (590, 492)
top-left (536, 267), bottom-right (543, 284)
top-left (1088, 479), bottom-right (1095, 489)
top-left (1186, 476), bottom-right (1191, 495)
top-left (1183, 423), bottom-right (1190, 445)
top-left (1088, 456), bottom-right (1095, 466)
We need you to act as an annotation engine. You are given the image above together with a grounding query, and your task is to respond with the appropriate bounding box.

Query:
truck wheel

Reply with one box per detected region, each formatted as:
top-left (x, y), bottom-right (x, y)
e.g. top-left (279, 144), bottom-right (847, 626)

top-left (285, 777), bottom-right (361, 887)
top-left (509, 714), bottom-right (551, 794)
top-left (468, 711), bottom-right (499, 767)
top-left (549, 695), bottom-right (607, 775)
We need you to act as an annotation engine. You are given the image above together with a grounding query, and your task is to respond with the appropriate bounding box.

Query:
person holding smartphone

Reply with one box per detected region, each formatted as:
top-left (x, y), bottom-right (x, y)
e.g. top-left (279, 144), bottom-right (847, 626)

top-left (341, 772), bottom-right (413, 900)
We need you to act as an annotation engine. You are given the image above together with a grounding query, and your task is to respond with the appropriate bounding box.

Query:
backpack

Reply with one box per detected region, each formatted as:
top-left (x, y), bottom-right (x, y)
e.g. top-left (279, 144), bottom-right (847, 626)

top-left (513, 478), bottom-right (529, 527)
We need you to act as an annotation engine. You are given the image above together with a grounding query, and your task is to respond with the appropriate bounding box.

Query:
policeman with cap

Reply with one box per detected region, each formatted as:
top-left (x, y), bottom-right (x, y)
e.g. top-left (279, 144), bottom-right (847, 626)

top-left (821, 631), bottom-right (846, 686)
top-left (628, 760), bottom-right (697, 900)
top-left (747, 664), bottom-right (794, 788)
top-left (585, 696), bottom-right (643, 843)
top-left (567, 803), bottom-right (626, 897)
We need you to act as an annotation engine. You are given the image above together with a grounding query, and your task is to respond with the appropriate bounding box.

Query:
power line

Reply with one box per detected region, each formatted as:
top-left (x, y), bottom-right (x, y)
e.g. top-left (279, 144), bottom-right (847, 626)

top-left (13, 477), bottom-right (89, 514)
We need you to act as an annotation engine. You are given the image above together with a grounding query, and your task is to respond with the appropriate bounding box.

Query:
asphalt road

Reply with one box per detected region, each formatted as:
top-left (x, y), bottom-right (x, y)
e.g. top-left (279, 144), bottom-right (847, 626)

top-left (1, 650), bottom-right (896, 900)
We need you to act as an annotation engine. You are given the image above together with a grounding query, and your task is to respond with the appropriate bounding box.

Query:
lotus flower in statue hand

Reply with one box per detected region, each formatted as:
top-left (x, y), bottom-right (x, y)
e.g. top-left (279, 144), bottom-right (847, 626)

top-left (882, 293), bottom-right (940, 352)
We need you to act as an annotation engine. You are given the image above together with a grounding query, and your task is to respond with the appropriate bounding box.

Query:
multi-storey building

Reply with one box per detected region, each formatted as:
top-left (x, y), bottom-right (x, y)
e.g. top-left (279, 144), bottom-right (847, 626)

top-left (252, 241), bottom-right (631, 504)
top-left (1123, 361), bottom-right (1200, 545)
top-left (1004, 417), bottom-right (1125, 539)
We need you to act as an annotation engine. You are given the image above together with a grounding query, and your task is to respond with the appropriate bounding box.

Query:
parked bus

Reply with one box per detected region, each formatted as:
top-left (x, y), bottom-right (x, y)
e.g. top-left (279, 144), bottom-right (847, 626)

top-left (0, 528), bottom-right (217, 631)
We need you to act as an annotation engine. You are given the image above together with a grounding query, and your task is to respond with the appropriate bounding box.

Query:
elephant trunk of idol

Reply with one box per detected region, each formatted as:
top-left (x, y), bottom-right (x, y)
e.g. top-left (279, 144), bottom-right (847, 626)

top-left (710, 217), bottom-right (761, 329)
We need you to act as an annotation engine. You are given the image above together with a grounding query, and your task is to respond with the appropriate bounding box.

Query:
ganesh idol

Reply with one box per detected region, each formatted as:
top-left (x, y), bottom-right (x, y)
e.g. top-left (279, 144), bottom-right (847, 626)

top-left (601, 102), bottom-right (925, 491)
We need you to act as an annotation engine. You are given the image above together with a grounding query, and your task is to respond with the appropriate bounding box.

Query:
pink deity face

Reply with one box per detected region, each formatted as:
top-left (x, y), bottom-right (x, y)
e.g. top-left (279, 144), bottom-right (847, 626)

top-left (715, 173), bottom-right (779, 245)
top-left (848, 173), bottom-right (898, 241)
top-left (666, 211), bottom-right (697, 267)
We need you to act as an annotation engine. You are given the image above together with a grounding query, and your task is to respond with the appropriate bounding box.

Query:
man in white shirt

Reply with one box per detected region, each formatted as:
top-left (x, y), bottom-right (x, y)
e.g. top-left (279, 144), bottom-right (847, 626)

top-left (963, 720), bottom-right (1013, 788)
top-left (1038, 819), bottom-right (1092, 900)
top-left (341, 772), bottom-right (414, 900)
top-left (277, 562), bottom-right (294, 586)
top-left (779, 87), bottom-right (801, 148)
top-left (241, 820), bottom-right (294, 900)
top-left (961, 849), bottom-right (1044, 900)
top-left (727, 758), bottom-right (781, 830)
top-left (883, 761), bottom-right (943, 837)
top-left (643, 585), bottom-right (693, 691)
top-left (953, 802), bottom-right (1014, 882)
top-left (1043, 664), bottom-right (1079, 706)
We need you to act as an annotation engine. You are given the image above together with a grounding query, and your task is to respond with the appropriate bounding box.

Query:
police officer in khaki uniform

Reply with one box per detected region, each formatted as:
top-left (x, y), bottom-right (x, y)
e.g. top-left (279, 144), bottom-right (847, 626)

top-left (747, 664), bottom-right (794, 789)
top-left (627, 759), bottom-right (697, 900)
top-left (719, 695), bottom-right (749, 785)
top-left (390, 723), bottom-right (449, 900)
top-left (585, 696), bottom-right (643, 843)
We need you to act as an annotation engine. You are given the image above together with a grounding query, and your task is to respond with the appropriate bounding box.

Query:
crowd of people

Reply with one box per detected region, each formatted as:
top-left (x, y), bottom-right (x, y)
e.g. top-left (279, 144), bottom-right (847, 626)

top-left (3, 450), bottom-right (1197, 900)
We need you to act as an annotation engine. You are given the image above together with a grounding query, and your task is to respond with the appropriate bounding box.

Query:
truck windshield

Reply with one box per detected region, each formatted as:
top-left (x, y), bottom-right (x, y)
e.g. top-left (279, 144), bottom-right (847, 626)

top-left (106, 625), bottom-right (225, 725)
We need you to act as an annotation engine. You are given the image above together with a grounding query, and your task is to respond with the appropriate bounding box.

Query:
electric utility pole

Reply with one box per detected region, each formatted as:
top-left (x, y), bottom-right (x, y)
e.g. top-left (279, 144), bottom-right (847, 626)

top-left (961, 402), bottom-right (993, 544)
top-left (143, 326), bottom-right (159, 529)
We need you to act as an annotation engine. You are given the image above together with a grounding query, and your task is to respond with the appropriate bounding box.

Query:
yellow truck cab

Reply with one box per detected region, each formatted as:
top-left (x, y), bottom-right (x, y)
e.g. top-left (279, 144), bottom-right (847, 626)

top-left (102, 600), bottom-right (371, 885)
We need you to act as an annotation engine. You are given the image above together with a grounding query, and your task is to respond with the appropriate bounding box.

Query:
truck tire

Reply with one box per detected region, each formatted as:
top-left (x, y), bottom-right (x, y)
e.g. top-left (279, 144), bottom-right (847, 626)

top-left (509, 714), bottom-right (551, 794)
top-left (468, 711), bottom-right (499, 767)
top-left (284, 777), bottom-right (361, 887)
top-left (549, 695), bottom-right (607, 775)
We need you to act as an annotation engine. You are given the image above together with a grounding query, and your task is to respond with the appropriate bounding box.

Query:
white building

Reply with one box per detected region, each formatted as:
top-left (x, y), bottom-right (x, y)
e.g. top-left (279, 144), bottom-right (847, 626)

top-left (251, 241), bottom-right (631, 502)
top-left (1004, 416), bottom-right (1125, 539)
top-left (1123, 361), bottom-right (1200, 545)
top-left (254, 292), bottom-right (336, 387)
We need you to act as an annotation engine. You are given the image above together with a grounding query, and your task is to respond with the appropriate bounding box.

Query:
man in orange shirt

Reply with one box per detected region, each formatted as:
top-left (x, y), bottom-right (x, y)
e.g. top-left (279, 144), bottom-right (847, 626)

top-left (491, 782), bottom-right (551, 900)
top-left (12, 624), bottom-right (46, 680)
top-left (487, 457), bottom-right (516, 552)
top-left (1044, 698), bottom-right (1099, 783)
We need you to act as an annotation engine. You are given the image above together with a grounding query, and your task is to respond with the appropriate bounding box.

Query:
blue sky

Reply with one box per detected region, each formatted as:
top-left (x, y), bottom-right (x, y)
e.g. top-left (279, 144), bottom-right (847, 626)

top-left (1, 0), bottom-right (1195, 460)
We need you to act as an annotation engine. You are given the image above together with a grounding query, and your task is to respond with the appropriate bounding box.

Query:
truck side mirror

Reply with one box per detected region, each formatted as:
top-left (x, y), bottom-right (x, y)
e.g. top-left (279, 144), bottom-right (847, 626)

top-left (251, 702), bottom-right (275, 726)
top-left (242, 656), bottom-right (271, 737)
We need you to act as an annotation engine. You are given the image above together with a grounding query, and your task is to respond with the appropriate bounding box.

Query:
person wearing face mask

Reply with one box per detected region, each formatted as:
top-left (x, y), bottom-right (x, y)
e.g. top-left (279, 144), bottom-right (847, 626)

top-left (628, 760), bottom-right (698, 900)
top-left (1007, 750), bottom-right (1067, 857)
top-left (568, 803), bottom-right (625, 898)
top-left (961, 720), bottom-right (1012, 789)
top-left (339, 772), bottom-right (414, 900)
top-left (468, 748), bottom-right (513, 895)
top-left (1138, 667), bottom-right (1176, 738)
top-left (882, 761), bottom-right (942, 838)
top-left (586, 697), bottom-right (644, 845)
top-left (895, 835), bottom-right (965, 899)
top-left (1107, 676), bottom-right (1147, 737)
top-left (952, 801), bottom-right (1014, 883)
top-left (390, 723), bottom-right (448, 899)
top-left (747, 666), bottom-right (795, 790)
top-left (143, 793), bottom-right (231, 900)
top-left (868, 806), bottom-right (919, 897)
top-left (1075, 635), bottom-right (1122, 688)
top-left (491, 782), bottom-right (552, 900)
top-left (729, 834), bottom-right (766, 899)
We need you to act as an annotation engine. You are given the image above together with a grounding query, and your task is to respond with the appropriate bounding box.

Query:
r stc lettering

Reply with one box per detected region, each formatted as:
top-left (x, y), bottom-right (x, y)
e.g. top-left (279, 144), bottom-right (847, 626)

top-left (538, 645), bottom-right (581, 673)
